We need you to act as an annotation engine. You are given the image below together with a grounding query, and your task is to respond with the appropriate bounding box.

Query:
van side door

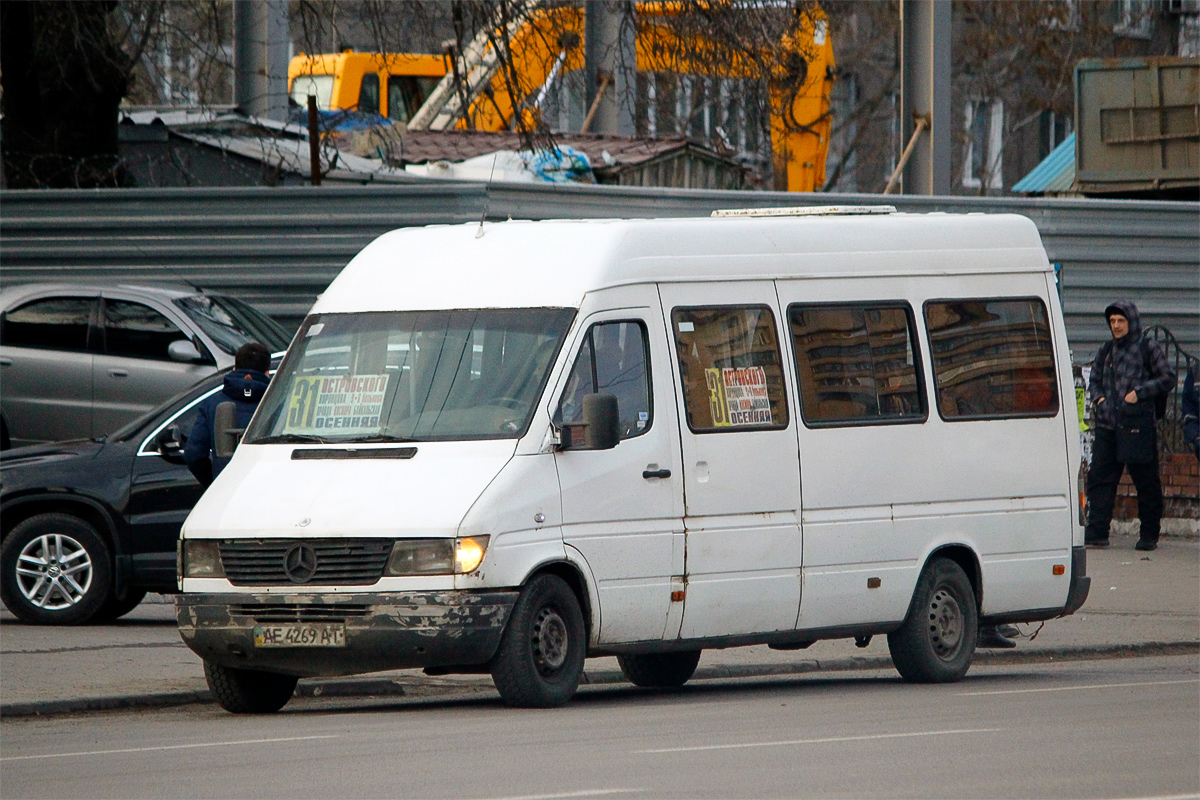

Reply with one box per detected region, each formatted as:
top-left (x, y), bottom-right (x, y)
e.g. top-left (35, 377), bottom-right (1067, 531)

top-left (553, 304), bottom-right (685, 644)
top-left (658, 283), bottom-right (803, 639)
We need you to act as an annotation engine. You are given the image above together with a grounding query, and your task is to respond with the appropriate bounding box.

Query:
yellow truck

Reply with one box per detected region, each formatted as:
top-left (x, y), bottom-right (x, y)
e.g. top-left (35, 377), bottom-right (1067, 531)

top-left (288, 4), bottom-right (834, 192)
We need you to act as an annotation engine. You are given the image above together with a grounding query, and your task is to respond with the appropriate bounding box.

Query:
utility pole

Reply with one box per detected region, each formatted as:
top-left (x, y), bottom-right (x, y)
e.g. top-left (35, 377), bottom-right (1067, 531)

top-left (582, 1), bottom-right (636, 134)
top-left (234, 0), bottom-right (289, 122)
top-left (898, 0), bottom-right (951, 195)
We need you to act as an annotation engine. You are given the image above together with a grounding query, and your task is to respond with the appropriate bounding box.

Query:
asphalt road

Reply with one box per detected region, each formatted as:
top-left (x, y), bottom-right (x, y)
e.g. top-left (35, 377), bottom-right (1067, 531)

top-left (2, 654), bottom-right (1197, 800)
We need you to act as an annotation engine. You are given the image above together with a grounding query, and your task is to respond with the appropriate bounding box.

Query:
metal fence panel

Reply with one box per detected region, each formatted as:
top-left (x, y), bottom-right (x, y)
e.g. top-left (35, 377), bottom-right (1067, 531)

top-left (1, 183), bottom-right (1196, 360)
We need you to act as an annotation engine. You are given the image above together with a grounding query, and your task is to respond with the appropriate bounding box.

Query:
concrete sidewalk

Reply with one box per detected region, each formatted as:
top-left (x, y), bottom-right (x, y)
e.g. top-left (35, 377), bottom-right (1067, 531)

top-left (2, 532), bottom-right (1197, 717)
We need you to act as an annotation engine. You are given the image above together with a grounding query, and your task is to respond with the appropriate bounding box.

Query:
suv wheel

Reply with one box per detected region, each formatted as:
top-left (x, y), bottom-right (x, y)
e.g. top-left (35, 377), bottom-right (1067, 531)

top-left (0, 513), bottom-right (113, 625)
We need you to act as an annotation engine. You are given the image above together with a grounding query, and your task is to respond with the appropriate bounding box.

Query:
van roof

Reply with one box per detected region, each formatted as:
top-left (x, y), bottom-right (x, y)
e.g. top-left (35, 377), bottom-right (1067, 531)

top-left (313, 212), bottom-right (1050, 314)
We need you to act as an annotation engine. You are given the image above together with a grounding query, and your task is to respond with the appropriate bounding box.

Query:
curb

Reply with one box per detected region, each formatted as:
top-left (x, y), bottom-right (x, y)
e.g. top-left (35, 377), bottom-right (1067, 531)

top-left (3, 641), bottom-right (1195, 719)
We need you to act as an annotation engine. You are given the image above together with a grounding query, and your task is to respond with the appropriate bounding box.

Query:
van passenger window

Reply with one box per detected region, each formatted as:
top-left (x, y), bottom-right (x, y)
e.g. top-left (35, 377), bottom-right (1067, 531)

top-left (104, 300), bottom-right (189, 360)
top-left (671, 306), bottom-right (788, 432)
top-left (359, 73), bottom-right (380, 114)
top-left (924, 298), bottom-right (1059, 419)
top-left (1, 297), bottom-right (95, 351)
top-left (556, 321), bottom-right (651, 439)
top-left (789, 303), bottom-right (925, 425)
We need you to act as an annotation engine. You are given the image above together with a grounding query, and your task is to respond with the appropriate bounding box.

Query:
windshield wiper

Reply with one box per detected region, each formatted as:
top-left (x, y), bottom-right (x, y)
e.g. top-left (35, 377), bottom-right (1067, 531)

top-left (339, 434), bottom-right (418, 444)
top-left (251, 434), bottom-right (329, 444)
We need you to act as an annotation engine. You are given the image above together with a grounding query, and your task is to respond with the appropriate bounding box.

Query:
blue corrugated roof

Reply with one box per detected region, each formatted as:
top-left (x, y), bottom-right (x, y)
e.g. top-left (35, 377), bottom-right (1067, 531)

top-left (1013, 132), bottom-right (1076, 193)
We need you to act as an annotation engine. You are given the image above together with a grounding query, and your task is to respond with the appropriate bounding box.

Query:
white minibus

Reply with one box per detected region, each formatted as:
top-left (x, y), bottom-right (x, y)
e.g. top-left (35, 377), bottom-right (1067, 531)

top-left (176, 208), bottom-right (1091, 713)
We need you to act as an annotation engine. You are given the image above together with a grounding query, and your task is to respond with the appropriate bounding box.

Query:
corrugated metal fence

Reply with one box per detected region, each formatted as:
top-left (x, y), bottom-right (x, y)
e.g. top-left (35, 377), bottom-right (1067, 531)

top-left (1, 183), bottom-right (1197, 359)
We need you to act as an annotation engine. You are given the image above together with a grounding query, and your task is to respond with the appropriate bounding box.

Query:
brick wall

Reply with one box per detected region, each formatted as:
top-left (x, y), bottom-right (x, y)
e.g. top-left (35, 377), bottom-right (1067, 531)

top-left (1114, 453), bottom-right (1200, 520)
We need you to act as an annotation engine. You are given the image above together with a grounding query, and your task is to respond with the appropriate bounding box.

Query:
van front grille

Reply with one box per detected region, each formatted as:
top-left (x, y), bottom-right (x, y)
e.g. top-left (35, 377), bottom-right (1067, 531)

top-left (218, 539), bottom-right (391, 586)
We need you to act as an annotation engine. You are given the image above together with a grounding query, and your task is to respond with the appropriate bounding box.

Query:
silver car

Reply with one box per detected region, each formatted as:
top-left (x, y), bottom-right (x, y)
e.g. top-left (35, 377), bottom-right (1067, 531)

top-left (0, 283), bottom-right (292, 449)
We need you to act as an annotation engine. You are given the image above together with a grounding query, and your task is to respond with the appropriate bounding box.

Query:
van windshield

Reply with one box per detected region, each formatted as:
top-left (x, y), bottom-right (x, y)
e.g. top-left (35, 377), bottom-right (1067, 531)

top-left (245, 308), bottom-right (576, 443)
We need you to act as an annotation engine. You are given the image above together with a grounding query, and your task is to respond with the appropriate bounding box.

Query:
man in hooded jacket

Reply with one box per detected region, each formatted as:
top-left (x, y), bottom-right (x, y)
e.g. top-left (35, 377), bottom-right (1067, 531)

top-left (184, 342), bottom-right (271, 487)
top-left (1084, 301), bottom-right (1175, 551)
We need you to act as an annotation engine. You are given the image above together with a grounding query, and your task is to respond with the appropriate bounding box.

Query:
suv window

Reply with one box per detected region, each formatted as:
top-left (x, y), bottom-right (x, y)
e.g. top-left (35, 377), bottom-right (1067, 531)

top-left (104, 299), bottom-right (188, 360)
top-left (924, 297), bottom-right (1059, 420)
top-left (555, 321), bottom-right (652, 440)
top-left (789, 302), bottom-right (926, 426)
top-left (0, 296), bottom-right (95, 351)
top-left (671, 305), bottom-right (788, 432)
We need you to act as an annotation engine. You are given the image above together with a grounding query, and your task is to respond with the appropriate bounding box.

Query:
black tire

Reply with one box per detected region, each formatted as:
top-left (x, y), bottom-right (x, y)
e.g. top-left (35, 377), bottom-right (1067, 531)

top-left (204, 661), bottom-right (298, 714)
top-left (92, 588), bottom-right (148, 623)
top-left (888, 557), bottom-right (978, 683)
top-left (618, 650), bottom-right (702, 688)
top-left (490, 573), bottom-right (586, 708)
top-left (0, 513), bottom-right (113, 625)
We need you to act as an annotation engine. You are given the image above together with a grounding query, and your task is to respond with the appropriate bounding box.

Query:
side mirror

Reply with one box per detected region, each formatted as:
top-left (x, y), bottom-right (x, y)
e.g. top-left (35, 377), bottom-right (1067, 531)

top-left (560, 393), bottom-right (619, 451)
top-left (213, 401), bottom-right (245, 459)
top-left (156, 424), bottom-right (186, 462)
top-left (168, 339), bottom-right (203, 363)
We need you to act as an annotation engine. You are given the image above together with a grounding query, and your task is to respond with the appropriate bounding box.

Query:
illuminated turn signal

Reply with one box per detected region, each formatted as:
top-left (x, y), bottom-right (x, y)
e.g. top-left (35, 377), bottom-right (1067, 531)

top-left (456, 536), bottom-right (489, 573)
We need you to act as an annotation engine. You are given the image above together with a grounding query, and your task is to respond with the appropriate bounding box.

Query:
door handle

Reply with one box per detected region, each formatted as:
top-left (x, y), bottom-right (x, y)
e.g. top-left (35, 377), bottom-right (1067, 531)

top-left (642, 468), bottom-right (672, 480)
top-left (0, 357), bottom-right (12, 366)
top-left (108, 369), bottom-right (130, 378)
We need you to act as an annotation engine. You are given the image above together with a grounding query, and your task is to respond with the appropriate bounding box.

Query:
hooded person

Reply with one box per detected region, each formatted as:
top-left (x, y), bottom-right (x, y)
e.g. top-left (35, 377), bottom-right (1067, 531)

top-left (184, 342), bottom-right (272, 487)
top-left (1084, 301), bottom-right (1175, 551)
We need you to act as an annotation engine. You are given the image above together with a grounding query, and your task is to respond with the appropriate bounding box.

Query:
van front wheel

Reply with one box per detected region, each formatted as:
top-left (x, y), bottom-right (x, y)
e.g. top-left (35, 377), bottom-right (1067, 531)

top-left (490, 574), bottom-right (585, 708)
top-left (204, 661), bottom-right (297, 714)
top-left (888, 557), bottom-right (977, 683)
top-left (618, 650), bottom-right (701, 688)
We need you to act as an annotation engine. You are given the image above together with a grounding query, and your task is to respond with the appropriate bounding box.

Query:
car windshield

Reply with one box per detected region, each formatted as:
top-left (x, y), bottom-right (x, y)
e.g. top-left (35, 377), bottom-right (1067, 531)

top-left (174, 295), bottom-right (292, 355)
top-left (246, 308), bottom-right (575, 443)
top-left (107, 373), bottom-right (224, 443)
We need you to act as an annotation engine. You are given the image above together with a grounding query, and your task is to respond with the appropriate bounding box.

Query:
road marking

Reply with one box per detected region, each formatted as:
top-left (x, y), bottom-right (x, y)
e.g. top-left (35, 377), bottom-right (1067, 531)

top-left (958, 678), bottom-right (1199, 696)
top-left (464, 792), bottom-right (643, 800)
top-left (636, 727), bottom-right (1002, 754)
top-left (0, 734), bottom-right (339, 762)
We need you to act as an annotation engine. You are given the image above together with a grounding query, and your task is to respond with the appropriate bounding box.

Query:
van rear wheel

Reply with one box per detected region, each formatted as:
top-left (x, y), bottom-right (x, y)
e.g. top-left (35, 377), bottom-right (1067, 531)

top-left (618, 650), bottom-right (701, 688)
top-left (490, 574), bottom-right (585, 708)
top-left (888, 557), bottom-right (977, 683)
top-left (204, 661), bottom-right (297, 714)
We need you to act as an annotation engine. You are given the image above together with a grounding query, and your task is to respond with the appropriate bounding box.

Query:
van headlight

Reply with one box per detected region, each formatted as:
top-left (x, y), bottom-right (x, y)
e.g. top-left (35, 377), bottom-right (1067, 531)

top-left (384, 536), bottom-right (489, 576)
top-left (181, 540), bottom-right (225, 578)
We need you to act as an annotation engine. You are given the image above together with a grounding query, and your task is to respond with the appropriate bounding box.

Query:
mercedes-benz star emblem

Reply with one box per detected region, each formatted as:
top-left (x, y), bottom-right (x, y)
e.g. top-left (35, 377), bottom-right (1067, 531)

top-left (282, 544), bottom-right (318, 583)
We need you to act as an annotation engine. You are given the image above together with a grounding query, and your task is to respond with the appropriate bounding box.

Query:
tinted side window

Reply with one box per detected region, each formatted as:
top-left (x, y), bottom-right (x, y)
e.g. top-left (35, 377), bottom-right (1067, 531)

top-left (104, 300), bottom-right (188, 360)
top-left (1, 297), bottom-right (94, 351)
top-left (556, 321), bottom-right (651, 439)
top-left (790, 303), bottom-right (925, 425)
top-left (359, 73), bottom-right (380, 114)
top-left (671, 305), bottom-right (788, 432)
top-left (924, 297), bottom-right (1059, 420)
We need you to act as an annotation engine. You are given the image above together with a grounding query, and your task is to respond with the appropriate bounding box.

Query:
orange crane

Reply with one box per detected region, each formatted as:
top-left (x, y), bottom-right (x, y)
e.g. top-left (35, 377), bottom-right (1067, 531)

top-left (288, 4), bottom-right (834, 192)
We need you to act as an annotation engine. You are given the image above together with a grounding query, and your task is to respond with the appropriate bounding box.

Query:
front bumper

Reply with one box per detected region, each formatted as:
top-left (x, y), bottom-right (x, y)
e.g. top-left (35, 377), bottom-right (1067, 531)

top-left (176, 590), bottom-right (518, 678)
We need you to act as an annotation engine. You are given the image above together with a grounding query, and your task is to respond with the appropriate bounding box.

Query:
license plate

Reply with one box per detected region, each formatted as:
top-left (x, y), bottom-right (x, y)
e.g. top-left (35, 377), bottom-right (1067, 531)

top-left (253, 624), bottom-right (346, 648)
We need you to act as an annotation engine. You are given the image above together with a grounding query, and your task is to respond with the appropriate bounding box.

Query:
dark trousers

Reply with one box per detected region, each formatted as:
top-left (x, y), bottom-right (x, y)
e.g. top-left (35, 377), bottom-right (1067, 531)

top-left (1085, 427), bottom-right (1163, 542)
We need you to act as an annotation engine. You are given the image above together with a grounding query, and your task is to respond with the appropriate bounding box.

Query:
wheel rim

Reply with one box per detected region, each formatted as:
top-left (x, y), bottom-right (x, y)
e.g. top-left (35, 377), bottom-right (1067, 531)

top-left (926, 585), bottom-right (964, 660)
top-left (14, 534), bottom-right (93, 610)
top-left (531, 605), bottom-right (569, 675)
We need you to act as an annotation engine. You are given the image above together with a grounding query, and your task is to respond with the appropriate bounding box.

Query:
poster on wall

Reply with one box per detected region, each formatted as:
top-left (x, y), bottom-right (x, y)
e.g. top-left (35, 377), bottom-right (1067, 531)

top-left (283, 374), bottom-right (390, 435)
top-left (704, 366), bottom-right (773, 426)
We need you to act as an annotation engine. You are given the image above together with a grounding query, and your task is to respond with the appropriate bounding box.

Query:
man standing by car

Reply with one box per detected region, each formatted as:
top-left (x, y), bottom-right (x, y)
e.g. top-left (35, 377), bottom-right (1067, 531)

top-left (185, 342), bottom-right (271, 487)
top-left (1084, 301), bottom-right (1175, 551)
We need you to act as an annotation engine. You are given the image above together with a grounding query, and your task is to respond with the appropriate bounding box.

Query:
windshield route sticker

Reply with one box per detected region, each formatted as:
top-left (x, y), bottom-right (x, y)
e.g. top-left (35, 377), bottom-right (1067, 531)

top-left (284, 374), bottom-right (390, 435)
top-left (705, 366), bottom-right (772, 426)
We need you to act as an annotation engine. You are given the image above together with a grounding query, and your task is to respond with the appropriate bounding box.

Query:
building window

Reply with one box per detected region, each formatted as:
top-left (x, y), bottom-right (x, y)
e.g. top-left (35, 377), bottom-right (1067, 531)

top-left (1115, 0), bottom-right (1153, 37)
top-left (963, 99), bottom-right (1004, 190)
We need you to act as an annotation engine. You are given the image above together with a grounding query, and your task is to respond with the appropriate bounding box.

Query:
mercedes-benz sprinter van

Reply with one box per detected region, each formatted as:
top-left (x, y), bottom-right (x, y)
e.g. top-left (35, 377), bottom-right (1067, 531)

top-left (176, 208), bottom-right (1090, 713)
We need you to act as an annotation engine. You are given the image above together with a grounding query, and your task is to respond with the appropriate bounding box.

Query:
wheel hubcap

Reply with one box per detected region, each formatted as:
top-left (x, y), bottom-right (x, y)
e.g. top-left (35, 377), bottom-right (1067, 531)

top-left (531, 606), bottom-right (569, 674)
top-left (926, 586), bottom-right (963, 659)
top-left (14, 534), bottom-right (93, 610)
